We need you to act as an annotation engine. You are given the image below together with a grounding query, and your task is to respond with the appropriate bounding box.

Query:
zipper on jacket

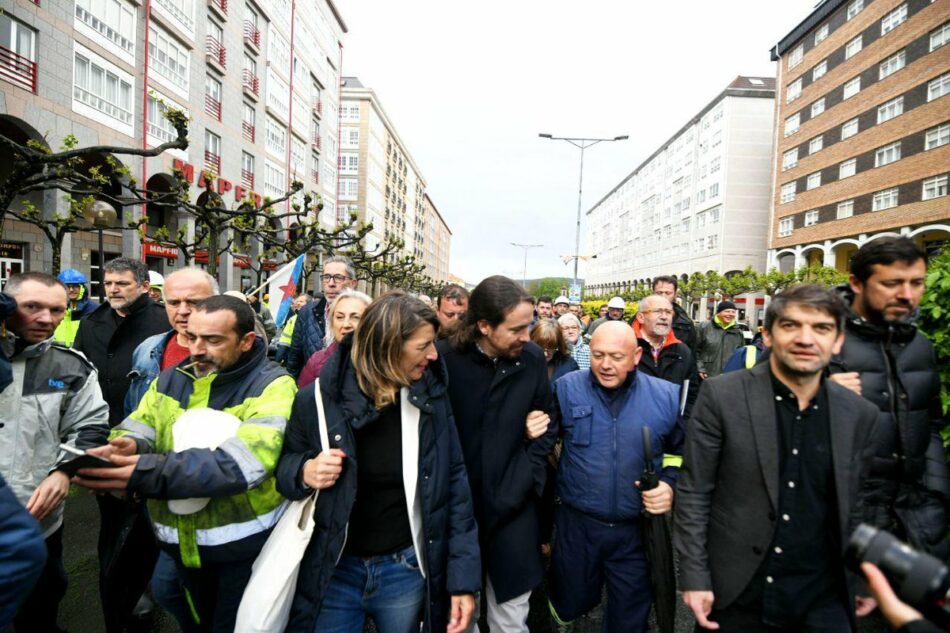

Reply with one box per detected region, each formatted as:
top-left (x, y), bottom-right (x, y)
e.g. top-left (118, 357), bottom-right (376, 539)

top-left (334, 522), bottom-right (349, 567)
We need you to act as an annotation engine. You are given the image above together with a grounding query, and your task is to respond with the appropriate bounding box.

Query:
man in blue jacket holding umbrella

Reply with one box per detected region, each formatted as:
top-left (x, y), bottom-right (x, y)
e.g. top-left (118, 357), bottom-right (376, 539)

top-left (549, 321), bottom-right (683, 632)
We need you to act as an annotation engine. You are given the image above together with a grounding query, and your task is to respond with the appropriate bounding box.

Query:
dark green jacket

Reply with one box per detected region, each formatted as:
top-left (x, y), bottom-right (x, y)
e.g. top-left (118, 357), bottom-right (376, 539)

top-left (695, 319), bottom-right (745, 378)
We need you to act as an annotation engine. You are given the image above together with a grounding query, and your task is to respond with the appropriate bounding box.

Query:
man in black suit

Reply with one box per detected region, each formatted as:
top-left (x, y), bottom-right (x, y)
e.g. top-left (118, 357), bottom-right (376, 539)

top-left (674, 284), bottom-right (880, 632)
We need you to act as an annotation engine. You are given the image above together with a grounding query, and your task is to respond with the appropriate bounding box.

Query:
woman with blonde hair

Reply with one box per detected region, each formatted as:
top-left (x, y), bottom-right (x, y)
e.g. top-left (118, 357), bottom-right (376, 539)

top-left (297, 288), bottom-right (372, 387)
top-left (530, 319), bottom-right (579, 388)
top-left (276, 291), bottom-right (480, 633)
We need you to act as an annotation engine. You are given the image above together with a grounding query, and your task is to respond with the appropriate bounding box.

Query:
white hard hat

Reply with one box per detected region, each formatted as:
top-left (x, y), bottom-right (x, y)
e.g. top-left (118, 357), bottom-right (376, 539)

top-left (148, 270), bottom-right (165, 286)
top-left (607, 296), bottom-right (625, 310)
top-left (223, 290), bottom-right (248, 302)
top-left (554, 295), bottom-right (570, 305)
top-left (167, 408), bottom-right (242, 515)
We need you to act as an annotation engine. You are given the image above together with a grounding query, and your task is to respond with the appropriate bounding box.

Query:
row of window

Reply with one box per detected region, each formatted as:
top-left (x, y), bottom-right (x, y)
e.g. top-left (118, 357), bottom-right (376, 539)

top-left (778, 174), bottom-right (948, 237)
top-left (780, 120), bottom-right (948, 204)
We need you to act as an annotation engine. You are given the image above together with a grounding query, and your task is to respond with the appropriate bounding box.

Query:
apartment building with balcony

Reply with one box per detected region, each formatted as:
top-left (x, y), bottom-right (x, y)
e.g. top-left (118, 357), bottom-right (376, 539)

top-left (422, 193), bottom-right (451, 283)
top-left (585, 76), bottom-right (776, 318)
top-left (339, 76), bottom-right (451, 279)
top-left (0, 0), bottom-right (346, 292)
top-left (769, 0), bottom-right (949, 271)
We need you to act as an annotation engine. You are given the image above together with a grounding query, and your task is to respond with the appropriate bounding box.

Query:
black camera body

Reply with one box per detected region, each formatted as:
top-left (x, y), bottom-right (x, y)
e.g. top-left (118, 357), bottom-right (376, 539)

top-left (846, 523), bottom-right (950, 629)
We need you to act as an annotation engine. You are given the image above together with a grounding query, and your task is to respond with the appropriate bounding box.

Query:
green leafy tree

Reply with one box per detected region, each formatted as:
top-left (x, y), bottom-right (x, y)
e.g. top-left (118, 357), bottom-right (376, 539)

top-left (917, 248), bottom-right (950, 427)
top-left (529, 278), bottom-right (568, 299)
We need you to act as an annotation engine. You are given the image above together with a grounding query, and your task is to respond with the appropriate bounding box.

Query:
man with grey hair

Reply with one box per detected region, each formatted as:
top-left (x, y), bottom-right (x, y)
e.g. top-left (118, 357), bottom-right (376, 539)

top-left (634, 294), bottom-right (699, 416)
top-left (286, 255), bottom-right (357, 377)
top-left (72, 257), bottom-right (168, 632)
top-left (0, 272), bottom-right (110, 630)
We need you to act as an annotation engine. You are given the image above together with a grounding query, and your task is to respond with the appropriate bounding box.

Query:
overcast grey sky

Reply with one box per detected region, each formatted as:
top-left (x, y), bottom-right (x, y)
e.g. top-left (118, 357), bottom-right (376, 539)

top-left (335, 0), bottom-right (818, 285)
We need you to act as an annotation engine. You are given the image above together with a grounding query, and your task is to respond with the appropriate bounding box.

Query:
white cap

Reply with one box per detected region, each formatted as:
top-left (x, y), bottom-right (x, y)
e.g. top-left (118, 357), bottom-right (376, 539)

top-left (607, 296), bottom-right (625, 310)
top-left (148, 270), bottom-right (165, 286)
top-left (554, 295), bottom-right (570, 305)
top-left (223, 290), bottom-right (248, 302)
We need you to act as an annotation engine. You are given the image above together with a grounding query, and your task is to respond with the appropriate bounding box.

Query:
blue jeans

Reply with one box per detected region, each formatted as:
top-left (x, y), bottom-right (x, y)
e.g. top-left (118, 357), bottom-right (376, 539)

top-left (314, 545), bottom-right (425, 633)
top-left (152, 551), bottom-right (195, 632)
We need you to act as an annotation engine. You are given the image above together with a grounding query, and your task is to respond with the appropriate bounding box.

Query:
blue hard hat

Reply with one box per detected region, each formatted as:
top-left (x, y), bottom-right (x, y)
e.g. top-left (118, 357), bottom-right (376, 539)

top-left (58, 268), bottom-right (88, 284)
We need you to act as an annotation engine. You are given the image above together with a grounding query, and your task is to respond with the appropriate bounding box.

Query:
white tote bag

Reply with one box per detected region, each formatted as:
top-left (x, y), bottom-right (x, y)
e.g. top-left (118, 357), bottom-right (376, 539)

top-left (234, 379), bottom-right (331, 633)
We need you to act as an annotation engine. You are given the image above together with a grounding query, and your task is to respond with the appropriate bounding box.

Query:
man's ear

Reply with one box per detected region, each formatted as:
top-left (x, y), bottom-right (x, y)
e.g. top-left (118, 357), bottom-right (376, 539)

top-left (239, 331), bottom-right (256, 352)
top-left (848, 273), bottom-right (863, 297)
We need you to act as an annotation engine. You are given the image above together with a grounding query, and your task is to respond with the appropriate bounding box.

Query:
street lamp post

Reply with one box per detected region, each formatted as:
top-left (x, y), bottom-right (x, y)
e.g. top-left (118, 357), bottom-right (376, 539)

top-left (539, 133), bottom-right (628, 290)
top-left (510, 242), bottom-right (543, 289)
top-left (83, 200), bottom-right (118, 302)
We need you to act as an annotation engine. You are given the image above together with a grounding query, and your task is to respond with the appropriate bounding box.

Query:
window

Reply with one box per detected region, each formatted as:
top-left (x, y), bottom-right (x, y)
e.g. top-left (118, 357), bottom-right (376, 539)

top-left (815, 23), bottom-right (829, 45)
top-left (339, 177), bottom-right (359, 201)
top-left (781, 182), bottom-right (796, 203)
top-left (787, 78), bottom-right (802, 103)
top-left (847, 0), bottom-right (864, 20)
top-left (837, 200), bottom-right (854, 219)
top-left (707, 235), bottom-right (718, 250)
top-left (879, 50), bottom-right (906, 79)
top-left (290, 136), bottom-right (306, 178)
top-left (783, 148), bottom-right (798, 170)
top-left (877, 96), bottom-right (904, 123)
top-left (928, 73), bottom-right (950, 101)
top-left (204, 130), bottom-right (221, 174)
top-left (266, 68), bottom-right (289, 120)
top-left (342, 128), bottom-right (360, 149)
top-left (923, 175), bottom-right (948, 200)
top-left (779, 217), bottom-right (794, 237)
top-left (809, 135), bottom-right (824, 154)
top-left (709, 207), bottom-right (720, 224)
top-left (881, 4), bottom-right (907, 35)
top-left (341, 102), bottom-right (361, 122)
top-left (241, 151), bottom-right (254, 187)
top-left (148, 25), bottom-right (189, 94)
top-left (153, 0), bottom-right (195, 33)
top-left (696, 189), bottom-right (706, 203)
top-left (709, 183), bottom-right (719, 198)
top-left (845, 35), bottom-right (863, 59)
top-left (204, 74), bottom-right (221, 120)
top-left (146, 92), bottom-right (184, 143)
top-left (925, 123), bottom-right (950, 150)
top-left (242, 101), bottom-right (256, 141)
top-left (872, 188), bottom-right (899, 210)
top-left (839, 158), bottom-right (857, 179)
top-left (932, 23), bottom-right (950, 51)
top-left (807, 172), bottom-right (821, 190)
top-left (841, 118), bottom-right (859, 139)
top-left (73, 50), bottom-right (133, 126)
top-left (875, 141), bottom-right (901, 167)
top-left (75, 0), bottom-right (136, 57)
top-left (710, 157), bottom-right (721, 173)
top-left (813, 60), bottom-right (827, 81)
top-left (811, 98), bottom-right (826, 117)
top-left (785, 113), bottom-right (800, 137)
top-left (265, 115), bottom-right (286, 158)
top-left (339, 153), bottom-right (359, 174)
top-left (788, 44), bottom-right (804, 69)
top-left (804, 210), bottom-right (819, 226)
top-left (843, 76), bottom-right (861, 99)
top-left (263, 159), bottom-right (285, 199)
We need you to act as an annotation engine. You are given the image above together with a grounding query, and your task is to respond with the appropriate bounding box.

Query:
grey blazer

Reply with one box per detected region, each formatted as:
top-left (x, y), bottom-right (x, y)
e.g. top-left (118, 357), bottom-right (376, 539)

top-left (673, 362), bottom-right (880, 609)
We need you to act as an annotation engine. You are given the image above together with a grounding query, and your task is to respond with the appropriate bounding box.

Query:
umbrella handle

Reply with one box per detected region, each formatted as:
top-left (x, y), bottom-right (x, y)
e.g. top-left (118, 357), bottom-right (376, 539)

top-left (642, 426), bottom-right (656, 474)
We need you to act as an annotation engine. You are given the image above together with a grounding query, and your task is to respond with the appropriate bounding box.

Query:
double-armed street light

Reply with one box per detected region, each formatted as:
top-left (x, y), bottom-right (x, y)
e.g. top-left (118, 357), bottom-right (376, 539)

top-left (510, 242), bottom-right (543, 289)
top-left (539, 133), bottom-right (628, 290)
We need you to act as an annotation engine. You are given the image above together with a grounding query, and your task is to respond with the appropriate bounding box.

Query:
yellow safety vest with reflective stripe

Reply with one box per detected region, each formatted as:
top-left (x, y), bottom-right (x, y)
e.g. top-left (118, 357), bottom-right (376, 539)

top-left (278, 313), bottom-right (297, 346)
top-left (110, 356), bottom-right (296, 568)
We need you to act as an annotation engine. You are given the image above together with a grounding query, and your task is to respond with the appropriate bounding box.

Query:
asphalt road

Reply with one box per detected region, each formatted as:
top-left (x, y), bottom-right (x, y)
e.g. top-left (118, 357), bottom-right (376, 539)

top-left (59, 491), bottom-right (889, 633)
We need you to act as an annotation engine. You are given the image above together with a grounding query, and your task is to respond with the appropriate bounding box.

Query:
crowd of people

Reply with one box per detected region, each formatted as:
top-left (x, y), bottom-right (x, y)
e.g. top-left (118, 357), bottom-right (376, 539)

top-left (0, 235), bottom-right (946, 633)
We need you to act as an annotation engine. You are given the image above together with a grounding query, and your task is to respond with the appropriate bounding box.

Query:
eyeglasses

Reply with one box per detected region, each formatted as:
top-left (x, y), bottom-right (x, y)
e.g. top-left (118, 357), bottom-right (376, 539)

top-left (321, 274), bottom-right (351, 283)
top-left (641, 309), bottom-right (674, 316)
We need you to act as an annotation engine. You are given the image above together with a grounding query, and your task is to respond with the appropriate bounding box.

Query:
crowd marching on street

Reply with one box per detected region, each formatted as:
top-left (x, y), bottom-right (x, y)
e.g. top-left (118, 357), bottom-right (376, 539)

top-left (0, 235), bottom-right (947, 633)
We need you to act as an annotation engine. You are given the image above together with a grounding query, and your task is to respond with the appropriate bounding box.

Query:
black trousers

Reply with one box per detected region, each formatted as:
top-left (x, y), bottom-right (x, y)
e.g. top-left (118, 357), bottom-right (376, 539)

top-left (14, 526), bottom-right (67, 633)
top-left (700, 599), bottom-right (852, 633)
top-left (96, 495), bottom-right (159, 633)
top-left (173, 556), bottom-right (255, 633)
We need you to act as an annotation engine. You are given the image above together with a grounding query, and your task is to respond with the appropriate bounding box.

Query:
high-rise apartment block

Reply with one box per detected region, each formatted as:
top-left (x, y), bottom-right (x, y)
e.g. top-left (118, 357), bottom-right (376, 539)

top-left (1, 0), bottom-right (346, 291)
top-left (769, 0), bottom-right (949, 271)
top-left (340, 77), bottom-right (451, 282)
top-left (585, 76), bottom-right (776, 313)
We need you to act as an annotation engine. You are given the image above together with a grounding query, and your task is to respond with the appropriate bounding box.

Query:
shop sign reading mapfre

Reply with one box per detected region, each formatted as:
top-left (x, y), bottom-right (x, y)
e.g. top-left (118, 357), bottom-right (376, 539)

top-left (143, 241), bottom-right (179, 259)
top-left (172, 159), bottom-right (263, 208)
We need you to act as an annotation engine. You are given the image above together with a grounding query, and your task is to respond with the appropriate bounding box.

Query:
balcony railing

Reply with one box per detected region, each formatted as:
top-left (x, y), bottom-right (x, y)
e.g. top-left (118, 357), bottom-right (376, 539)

top-left (311, 169), bottom-right (319, 184)
top-left (312, 136), bottom-right (322, 152)
top-left (206, 36), bottom-right (226, 68)
top-left (205, 94), bottom-right (222, 120)
top-left (154, 0), bottom-right (195, 32)
top-left (0, 46), bottom-right (38, 93)
top-left (241, 169), bottom-right (254, 189)
top-left (242, 69), bottom-right (259, 95)
top-left (313, 99), bottom-right (323, 117)
top-left (204, 151), bottom-right (221, 175)
top-left (243, 21), bottom-right (261, 48)
top-left (242, 121), bottom-right (255, 142)
top-left (209, 0), bottom-right (228, 15)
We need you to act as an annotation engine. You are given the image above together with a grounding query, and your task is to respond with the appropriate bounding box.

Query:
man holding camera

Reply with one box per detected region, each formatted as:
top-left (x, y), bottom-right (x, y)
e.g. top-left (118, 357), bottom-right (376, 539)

top-left (675, 285), bottom-right (880, 632)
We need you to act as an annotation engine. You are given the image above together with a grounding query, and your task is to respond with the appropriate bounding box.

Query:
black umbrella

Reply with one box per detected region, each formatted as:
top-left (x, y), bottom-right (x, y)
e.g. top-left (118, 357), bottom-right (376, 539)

top-left (640, 426), bottom-right (676, 633)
